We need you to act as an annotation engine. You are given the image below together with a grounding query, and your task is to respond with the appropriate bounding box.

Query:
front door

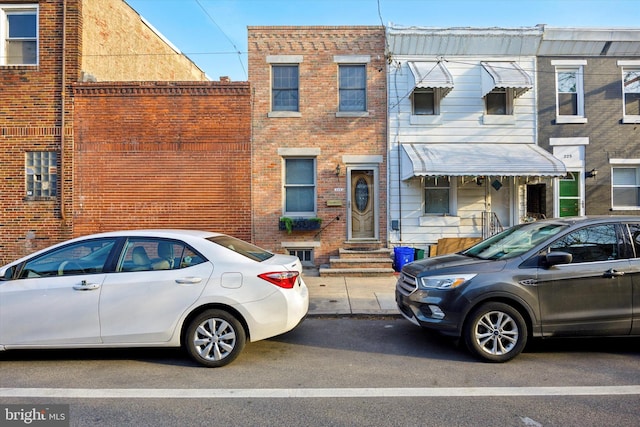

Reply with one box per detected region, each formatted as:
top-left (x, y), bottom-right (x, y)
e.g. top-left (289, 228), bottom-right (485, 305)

top-left (348, 168), bottom-right (377, 240)
top-left (558, 171), bottom-right (581, 216)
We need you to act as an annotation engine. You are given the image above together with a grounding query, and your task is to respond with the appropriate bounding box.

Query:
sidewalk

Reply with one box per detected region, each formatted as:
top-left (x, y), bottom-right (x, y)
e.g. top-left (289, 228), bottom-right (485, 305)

top-left (302, 269), bottom-right (400, 316)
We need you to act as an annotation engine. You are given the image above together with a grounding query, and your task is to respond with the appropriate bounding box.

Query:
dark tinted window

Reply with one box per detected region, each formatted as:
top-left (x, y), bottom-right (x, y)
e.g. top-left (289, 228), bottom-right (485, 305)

top-left (549, 224), bottom-right (620, 263)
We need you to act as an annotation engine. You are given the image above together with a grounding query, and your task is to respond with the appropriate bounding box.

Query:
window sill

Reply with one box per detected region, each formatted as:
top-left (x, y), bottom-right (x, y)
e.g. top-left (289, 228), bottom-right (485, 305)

top-left (24, 196), bottom-right (57, 202)
top-left (611, 206), bottom-right (640, 211)
top-left (482, 115), bottom-right (515, 125)
top-left (268, 111), bottom-right (302, 118)
top-left (622, 116), bottom-right (640, 124)
top-left (410, 115), bottom-right (443, 126)
top-left (555, 116), bottom-right (588, 124)
top-left (335, 111), bottom-right (369, 118)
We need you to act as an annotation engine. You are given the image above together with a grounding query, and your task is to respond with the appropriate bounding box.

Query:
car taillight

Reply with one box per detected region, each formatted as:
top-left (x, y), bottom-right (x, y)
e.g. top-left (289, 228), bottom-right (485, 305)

top-left (258, 271), bottom-right (300, 289)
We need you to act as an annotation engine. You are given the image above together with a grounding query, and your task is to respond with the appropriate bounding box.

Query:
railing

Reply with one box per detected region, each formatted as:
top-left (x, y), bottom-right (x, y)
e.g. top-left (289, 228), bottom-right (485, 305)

top-left (482, 211), bottom-right (504, 239)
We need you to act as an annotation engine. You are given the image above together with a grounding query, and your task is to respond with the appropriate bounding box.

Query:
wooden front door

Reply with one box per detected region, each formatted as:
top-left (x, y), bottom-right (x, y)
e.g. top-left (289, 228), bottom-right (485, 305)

top-left (349, 169), bottom-right (376, 239)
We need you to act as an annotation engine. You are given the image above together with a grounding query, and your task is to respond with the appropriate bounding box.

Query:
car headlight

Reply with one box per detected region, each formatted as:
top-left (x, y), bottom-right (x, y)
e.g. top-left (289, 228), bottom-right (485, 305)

top-left (419, 274), bottom-right (476, 290)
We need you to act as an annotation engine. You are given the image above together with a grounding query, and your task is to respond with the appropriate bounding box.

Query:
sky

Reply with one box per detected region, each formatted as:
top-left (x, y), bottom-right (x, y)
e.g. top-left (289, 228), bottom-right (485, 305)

top-left (124, 0), bottom-right (639, 81)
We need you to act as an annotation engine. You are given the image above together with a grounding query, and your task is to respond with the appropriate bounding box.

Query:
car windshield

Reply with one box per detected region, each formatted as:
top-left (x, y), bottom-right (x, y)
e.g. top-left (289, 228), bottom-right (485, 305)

top-left (462, 222), bottom-right (568, 260)
top-left (207, 235), bottom-right (275, 262)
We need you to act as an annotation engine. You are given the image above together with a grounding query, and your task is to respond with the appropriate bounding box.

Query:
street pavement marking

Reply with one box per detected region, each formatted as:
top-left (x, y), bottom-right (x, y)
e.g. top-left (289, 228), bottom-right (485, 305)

top-left (1, 386), bottom-right (639, 399)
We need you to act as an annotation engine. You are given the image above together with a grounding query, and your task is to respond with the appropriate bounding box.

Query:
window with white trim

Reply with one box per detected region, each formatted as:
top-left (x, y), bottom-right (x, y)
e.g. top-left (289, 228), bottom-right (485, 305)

top-left (1, 5), bottom-right (37, 65)
top-left (284, 158), bottom-right (316, 216)
top-left (552, 61), bottom-right (586, 123)
top-left (25, 151), bottom-right (57, 199)
top-left (622, 67), bottom-right (640, 118)
top-left (339, 64), bottom-right (366, 112)
top-left (424, 176), bottom-right (450, 214)
top-left (288, 248), bottom-right (314, 267)
top-left (612, 166), bottom-right (640, 209)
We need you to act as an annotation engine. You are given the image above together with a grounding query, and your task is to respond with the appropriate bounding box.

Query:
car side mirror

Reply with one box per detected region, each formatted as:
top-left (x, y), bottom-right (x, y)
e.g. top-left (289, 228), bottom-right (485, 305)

top-left (0, 266), bottom-right (14, 280)
top-left (545, 251), bottom-right (572, 267)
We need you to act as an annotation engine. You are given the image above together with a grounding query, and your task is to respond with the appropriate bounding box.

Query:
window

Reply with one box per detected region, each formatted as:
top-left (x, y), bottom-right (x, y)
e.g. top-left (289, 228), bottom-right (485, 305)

top-left (119, 239), bottom-right (202, 272)
top-left (552, 61), bottom-right (587, 123)
top-left (339, 64), bottom-right (366, 112)
top-left (424, 177), bottom-right (450, 214)
top-left (284, 158), bottom-right (316, 216)
top-left (549, 224), bottom-right (620, 263)
top-left (622, 67), bottom-right (640, 119)
top-left (272, 65), bottom-right (299, 112)
top-left (25, 151), bottom-right (57, 199)
top-left (1, 5), bottom-right (37, 65)
top-left (485, 89), bottom-right (513, 115)
top-left (612, 166), bottom-right (640, 209)
top-left (19, 238), bottom-right (117, 278)
top-left (413, 89), bottom-right (436, 115)
top-left (288, 248), bottom-right (314, 267)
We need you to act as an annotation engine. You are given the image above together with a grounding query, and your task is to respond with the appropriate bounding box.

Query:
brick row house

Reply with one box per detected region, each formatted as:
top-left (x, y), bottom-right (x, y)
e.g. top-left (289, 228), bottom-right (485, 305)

top-left (247, 26), bottom-right (389, 273)
top-left (3, 2), bottom-right (639, 270)
top-left (0, 0), bottom-right (251, 264)
top-left (536, 27), bottom-right (640, 218)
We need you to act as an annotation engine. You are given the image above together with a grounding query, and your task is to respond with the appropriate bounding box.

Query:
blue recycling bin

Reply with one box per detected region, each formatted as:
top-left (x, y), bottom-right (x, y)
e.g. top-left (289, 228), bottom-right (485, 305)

top-left (394, 246), bottom-right (415, 272)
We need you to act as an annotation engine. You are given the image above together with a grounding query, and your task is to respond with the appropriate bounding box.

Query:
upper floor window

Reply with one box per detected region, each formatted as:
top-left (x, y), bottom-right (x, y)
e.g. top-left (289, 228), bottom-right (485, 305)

top-left (611, 164), bottom-right (640, 210)
top-left (413, 89), bottom-right (438, 115)
top-left (485, 88), bottom-right (514, 115)
top-left (408, 62), bottom-right (453, 124)
top-left (272, 64), bottom-right (299, 112)
top-left (620, 63), bottom-right (640, 122)
top-left (424, 176), bottom-right (450, 215)
top-left (1, 5), bottom-right (37, 65)
top-left (25, 151), bottom-right (57, 199)
top-left (552, 60), bottom-right (587, 124)
top-left (338, 64), bottom-right (366, 112)
top-left (284, 158), bottom-right (316, 216)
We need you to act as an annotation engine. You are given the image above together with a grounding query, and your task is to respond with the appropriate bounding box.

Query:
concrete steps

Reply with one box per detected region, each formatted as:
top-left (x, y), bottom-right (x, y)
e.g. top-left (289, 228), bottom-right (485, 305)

top-left (319, 248), bottom-right (395, 277)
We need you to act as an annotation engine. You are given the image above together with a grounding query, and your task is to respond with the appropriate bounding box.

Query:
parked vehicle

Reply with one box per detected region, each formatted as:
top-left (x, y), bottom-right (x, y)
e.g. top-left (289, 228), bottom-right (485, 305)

top-left (396, 216), bottom-right (640, 362)
top-left (0, 230), bottom-right (309, 367)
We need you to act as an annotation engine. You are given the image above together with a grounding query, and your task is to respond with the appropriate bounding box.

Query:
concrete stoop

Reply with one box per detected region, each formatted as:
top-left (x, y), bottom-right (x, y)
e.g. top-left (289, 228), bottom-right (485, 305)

top-left (318, 248), bottom-right (395, 277)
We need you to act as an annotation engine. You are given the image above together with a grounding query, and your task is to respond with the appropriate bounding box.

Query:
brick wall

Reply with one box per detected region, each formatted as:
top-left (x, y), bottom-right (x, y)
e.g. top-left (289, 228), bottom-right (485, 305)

top-left (248, 26), bottom-right (387, 265)
top-left (72, 81), bottom-right (252, 239)
top-left (537, 56), bottom-right (640, 215)
top-left (81, 0), bottom-right (208, 82)
top-left (0, 0), bottom-right (81, 263)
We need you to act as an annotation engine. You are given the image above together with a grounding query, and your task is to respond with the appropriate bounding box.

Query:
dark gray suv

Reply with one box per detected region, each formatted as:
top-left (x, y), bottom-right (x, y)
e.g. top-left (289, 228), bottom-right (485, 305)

top-left (396, 216), bottom-right (640, 362)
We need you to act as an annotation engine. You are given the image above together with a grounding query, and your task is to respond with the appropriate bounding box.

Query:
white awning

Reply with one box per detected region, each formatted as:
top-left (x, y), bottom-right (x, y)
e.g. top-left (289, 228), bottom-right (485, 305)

top-left (481, 62), bottom-right (533, 98)
top-left (401, 143), bottom-right (566, 180)
top-left (408, 61), bottom-right (454, 96)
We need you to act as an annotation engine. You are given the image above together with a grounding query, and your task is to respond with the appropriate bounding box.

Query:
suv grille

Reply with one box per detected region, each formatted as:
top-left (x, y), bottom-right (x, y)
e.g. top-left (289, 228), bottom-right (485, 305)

top-left (397, 272), bottom-right (417, 296)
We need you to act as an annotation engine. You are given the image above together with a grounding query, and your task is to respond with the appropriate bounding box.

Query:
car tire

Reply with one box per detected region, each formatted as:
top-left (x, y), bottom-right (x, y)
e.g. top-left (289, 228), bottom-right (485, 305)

top-left (185, 309), bottom-right (246, 368)
top-left (463, 302), bottom-right (527, 363)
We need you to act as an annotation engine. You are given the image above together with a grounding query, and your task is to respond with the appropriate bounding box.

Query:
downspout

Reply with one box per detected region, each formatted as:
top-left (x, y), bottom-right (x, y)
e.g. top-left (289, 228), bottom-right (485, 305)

top-left (60, 0), bottom-right (67, 220)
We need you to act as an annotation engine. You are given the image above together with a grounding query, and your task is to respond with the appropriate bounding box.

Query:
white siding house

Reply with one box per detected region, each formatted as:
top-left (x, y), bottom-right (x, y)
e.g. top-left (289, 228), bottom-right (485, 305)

top-left (387, 26), bottom-right (566, 253)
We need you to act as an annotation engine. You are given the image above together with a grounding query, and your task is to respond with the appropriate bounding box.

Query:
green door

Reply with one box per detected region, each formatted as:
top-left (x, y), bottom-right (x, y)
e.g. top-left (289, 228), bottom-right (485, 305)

top-left (559, 172), bottom-right (580, 217)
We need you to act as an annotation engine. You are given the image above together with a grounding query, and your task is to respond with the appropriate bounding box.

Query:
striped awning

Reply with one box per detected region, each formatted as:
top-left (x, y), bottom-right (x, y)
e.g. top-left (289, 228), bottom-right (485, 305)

top-left (481, 62), bottom-right (533, 98)
top-left (408, 61), bottom-right (454, 96)
top-left (401, 143), bottom-right (566, 180)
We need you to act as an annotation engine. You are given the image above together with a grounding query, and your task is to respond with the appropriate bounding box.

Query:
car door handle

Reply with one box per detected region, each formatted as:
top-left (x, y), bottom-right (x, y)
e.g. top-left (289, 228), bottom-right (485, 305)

top-left (603, 268), bottom-right (625, 278)
top-left (73, 280), bottom-right (101, 290)
top-left (176, 277), bottom-right (202, 284)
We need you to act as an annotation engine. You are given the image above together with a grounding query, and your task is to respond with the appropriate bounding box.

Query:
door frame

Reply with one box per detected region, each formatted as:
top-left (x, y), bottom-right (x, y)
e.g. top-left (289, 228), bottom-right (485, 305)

top-left (346, 164), bottom-right (380, 241)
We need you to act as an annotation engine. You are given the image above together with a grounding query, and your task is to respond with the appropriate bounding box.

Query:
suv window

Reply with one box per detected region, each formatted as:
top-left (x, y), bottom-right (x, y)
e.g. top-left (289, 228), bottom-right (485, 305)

top-left (549, 224), bottom-right (620, 263)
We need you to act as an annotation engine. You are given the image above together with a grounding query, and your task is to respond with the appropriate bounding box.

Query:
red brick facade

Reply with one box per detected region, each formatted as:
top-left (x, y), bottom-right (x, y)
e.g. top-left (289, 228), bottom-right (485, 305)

top-left (248, 26), bottom-right (387, 266)
top-left (72, 81), bottom-right (251, 239)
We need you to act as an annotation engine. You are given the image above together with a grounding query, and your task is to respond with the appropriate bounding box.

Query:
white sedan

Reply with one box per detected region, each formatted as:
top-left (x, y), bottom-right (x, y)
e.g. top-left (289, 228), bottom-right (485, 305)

top-left (0, 230), bottom-right (309, 367)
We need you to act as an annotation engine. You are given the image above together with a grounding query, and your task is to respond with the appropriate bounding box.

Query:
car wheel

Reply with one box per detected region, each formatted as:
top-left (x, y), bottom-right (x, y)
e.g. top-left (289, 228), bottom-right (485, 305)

top-left (185, 309), bottom-right (246, 368)
top-left (463, 302), bottom-right (527, 363)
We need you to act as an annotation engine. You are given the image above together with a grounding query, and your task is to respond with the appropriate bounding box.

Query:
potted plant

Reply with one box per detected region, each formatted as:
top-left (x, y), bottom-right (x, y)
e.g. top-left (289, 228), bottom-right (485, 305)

top-left (279, 217), bottom-right (322, 233)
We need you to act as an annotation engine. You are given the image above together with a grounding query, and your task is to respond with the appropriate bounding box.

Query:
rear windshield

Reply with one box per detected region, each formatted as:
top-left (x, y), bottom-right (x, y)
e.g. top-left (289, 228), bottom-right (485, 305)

top-left (207, 235), bottom-right (275, 262)
top-left (463, 222), bottom-right (568, 260)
